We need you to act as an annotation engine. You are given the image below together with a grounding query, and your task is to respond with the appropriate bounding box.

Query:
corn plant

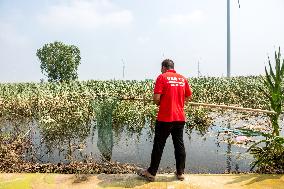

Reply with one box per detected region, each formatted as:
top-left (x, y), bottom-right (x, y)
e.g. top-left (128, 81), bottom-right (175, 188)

top-left (263, 48), bottom-right (284, 136)
top-left (245, 48), bottom-right (284, 173)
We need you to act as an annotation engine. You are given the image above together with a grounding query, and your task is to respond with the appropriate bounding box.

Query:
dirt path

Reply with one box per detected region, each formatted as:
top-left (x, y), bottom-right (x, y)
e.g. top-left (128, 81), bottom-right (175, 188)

top-left (0, 173), bottom-right (284, 189)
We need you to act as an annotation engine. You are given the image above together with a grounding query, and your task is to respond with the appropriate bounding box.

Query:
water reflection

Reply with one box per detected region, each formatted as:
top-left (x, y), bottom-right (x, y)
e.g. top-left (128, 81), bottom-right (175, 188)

top-left (0, 117), bottom-right (31, 137)
top-left (185, 107), bottom-right (212, 141)
top-left (214, 113), bottom-right (253, 173)
top-left (97, 117), bottom-right (113, 161)
top-left (37, 117), bottom-right (92, 162)
top-left (0, 111), bottom-right (259, 173)
top-left (226, 122), bottom-right (232, 173)
top-left (94, 100), bottom-right (116, 161)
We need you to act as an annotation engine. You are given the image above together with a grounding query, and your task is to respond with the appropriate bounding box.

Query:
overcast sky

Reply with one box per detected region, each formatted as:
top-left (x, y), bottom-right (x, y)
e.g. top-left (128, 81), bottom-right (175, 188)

top-left (0, 0), bottom-right (284, 82)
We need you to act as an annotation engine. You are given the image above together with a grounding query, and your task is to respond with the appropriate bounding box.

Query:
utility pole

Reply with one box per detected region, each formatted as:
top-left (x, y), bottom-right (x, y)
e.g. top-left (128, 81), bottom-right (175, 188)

top-left (198, 60), bottom-right (201, 77)
top-left (227, 0), bottom-right (231, 78)
top-left (121, 59), bottom-right (125, 80)
top-left (227, 0), bottom-right (240, 78)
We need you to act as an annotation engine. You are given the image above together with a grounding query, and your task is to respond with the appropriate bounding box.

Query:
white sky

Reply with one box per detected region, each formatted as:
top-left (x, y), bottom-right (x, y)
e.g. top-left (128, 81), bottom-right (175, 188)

top-left (0, 0), bottom-right (284, 82)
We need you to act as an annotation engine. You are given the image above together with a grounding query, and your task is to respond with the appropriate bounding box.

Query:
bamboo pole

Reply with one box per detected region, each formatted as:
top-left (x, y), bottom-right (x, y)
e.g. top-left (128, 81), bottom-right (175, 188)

top-left (187, 102), bottom-right (276, 114)
top-left (119, 97), bottom-right (276, 114)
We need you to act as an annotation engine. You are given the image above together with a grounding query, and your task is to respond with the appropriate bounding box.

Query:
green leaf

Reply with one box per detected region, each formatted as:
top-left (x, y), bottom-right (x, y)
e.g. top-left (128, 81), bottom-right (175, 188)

top-left (268, 60), bottom-right (276, 80)
top-left (265, 67), bottom-right (274, 89)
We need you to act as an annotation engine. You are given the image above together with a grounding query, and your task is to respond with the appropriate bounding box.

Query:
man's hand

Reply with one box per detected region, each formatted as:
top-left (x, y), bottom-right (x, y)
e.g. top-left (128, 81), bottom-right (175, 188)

top-left (153, 94), bottom-right (161, 105)
top-left (185, 96), bottom-right (192, 105)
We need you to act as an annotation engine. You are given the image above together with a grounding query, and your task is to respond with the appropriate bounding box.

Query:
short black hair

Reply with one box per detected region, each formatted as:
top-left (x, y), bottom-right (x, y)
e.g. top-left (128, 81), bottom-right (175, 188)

top-left (161, 59), bottom-right (174, 69)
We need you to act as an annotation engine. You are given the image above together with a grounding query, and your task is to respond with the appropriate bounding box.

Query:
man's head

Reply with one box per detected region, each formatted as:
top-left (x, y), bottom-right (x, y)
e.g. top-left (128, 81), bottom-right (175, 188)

top-left (161, 59), bottom-right (174, 73)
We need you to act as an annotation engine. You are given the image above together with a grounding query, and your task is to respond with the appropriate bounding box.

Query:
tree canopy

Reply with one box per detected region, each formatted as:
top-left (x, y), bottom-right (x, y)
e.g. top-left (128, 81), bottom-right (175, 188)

top-left (36, 41), bottom-right (81, 82)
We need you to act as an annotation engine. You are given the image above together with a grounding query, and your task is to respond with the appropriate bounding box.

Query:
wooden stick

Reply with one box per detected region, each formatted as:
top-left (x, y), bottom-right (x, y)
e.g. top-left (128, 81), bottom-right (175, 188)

top-left (119, 97), bottom-right (276, 114)
top-left (187, 102), bottom-right (276, 114)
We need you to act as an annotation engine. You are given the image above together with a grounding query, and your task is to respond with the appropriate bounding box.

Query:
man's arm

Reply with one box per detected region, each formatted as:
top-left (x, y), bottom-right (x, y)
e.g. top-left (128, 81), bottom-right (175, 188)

top-left (153, 75), bottom-right (164, 106)
top-left (185, 95), bottom-right (192, 105)
top-left (153, 94), bottom-right (161, 105)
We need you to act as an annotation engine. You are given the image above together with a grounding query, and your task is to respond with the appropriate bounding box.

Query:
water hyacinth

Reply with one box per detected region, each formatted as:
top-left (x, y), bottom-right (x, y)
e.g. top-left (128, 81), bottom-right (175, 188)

top-left (0, 77), bottom-right (269, 158)
top-left (0, 77), bottom-right (269, 150)
top-left (0, 77), bottom-right (268, 143)
top-left (0, 76), bottom-right (281, 174)
top-left (0, 76), bottom-right (268, 124)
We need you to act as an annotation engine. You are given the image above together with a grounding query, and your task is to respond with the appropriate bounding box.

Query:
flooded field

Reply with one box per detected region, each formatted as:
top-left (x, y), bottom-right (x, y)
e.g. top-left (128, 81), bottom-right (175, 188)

top-left (1, 111), bottom-right (276, 174)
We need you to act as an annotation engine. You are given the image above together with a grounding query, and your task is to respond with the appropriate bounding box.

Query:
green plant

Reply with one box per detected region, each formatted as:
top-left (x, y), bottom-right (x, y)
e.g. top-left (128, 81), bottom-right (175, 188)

top-left (262, 48), bottom-right (284, 136)
top-left (36, 41), bottom-right (81, 83)
top-left (249, 134), bottom-right (284, 173)
top-left (247, 48), bottom-right (284, 173)
top-left (185, 107), bottom-right (212, 138)
top-left (0, 76), bottom-right (272, 138)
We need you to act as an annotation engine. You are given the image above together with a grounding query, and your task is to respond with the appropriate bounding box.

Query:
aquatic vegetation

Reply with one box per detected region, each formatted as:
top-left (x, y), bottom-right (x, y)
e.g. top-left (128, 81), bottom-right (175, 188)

top-left (0, 76), bottom-right (268, 131)
top-left (0, 120), bottom-right (29, 172)
top-left (0, 75), bottom-right (278, 173)
top-left (0, 117), bottom-right (140, 174)
top-left (185, 107), bottom-right (212, 138)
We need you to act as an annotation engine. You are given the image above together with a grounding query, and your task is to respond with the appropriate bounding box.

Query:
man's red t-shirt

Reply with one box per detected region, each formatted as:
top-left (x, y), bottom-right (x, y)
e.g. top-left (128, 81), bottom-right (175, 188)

top-left (154, 69), bottom-right (192, 122)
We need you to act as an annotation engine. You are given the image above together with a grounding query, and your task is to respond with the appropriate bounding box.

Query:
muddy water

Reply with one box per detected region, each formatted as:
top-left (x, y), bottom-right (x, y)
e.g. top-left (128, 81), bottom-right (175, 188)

top-left (7, 113), bottom-right (264, 174)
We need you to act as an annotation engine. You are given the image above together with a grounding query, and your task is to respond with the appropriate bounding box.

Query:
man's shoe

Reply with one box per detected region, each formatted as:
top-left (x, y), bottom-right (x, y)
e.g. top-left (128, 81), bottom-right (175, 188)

top-left (175, 172), bottom-right (185, 181)
top-left (139, 169), bottom-right (155, 182)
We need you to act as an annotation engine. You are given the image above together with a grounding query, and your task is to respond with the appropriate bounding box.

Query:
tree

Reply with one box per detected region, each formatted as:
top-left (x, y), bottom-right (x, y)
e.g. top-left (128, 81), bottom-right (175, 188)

top-left (36, 41), bottom-right (81, 82)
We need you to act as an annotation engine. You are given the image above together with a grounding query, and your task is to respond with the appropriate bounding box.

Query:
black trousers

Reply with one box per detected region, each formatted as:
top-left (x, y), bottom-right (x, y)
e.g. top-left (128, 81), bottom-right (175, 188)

top-left (147, 121), bottom-right (186, 176)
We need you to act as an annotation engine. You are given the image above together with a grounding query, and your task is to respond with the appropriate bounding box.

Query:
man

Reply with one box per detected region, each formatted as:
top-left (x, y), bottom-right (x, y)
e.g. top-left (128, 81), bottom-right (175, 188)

top-left (140, 59), bottom-right (192, 182)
